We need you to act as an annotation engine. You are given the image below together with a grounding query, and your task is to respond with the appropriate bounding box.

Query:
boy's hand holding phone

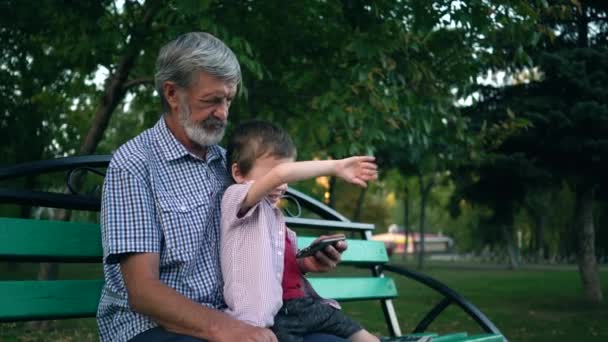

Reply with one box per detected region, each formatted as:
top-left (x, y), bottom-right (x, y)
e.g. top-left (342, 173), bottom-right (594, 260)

top-left (296, 234), bottom-right (347, 273)
top-left (296, 234), bottom-right (346, 259)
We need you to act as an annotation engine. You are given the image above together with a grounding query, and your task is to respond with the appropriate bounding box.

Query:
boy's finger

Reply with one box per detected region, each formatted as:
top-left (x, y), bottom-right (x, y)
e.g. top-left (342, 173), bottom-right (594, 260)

top-left (354, 179), bottom-right (368, 187)
top-left (362, 169), bottom-right (377, 178)
top-left (361, 162), bottom-right (378, 170)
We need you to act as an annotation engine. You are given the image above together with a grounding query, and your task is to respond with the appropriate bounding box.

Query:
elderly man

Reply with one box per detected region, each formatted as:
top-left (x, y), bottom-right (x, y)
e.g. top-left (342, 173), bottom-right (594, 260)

top-left (97, 32), bottom-right (348, 342)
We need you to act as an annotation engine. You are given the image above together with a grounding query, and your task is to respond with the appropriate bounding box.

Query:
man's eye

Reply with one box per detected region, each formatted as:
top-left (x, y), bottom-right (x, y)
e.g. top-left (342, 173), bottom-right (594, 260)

top-left (201, 97), bottom-right (232, 105)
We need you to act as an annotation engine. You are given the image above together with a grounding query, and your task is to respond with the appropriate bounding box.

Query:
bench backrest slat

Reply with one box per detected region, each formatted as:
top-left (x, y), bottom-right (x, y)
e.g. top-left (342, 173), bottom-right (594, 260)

top-left (0, 218), bottom-right (389, 265)
top-left (297, 237), bottom-right (388, 264)
top-left (0, 280), bottom-right (104, 321)
top-left (0, 218), bottom-right (102, 262)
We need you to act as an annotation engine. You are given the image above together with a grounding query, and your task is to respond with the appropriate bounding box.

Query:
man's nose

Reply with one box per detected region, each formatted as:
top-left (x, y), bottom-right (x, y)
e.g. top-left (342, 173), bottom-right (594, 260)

top-left (214, 100), bottom-right (229, 121)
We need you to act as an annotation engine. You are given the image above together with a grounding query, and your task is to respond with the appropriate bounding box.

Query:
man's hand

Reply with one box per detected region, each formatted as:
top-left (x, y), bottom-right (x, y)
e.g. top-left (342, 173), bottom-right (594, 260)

top-left (213, 318), bottom-right (277, 342)
top-left (298, 235), bottom-right (348, 273)
top-left (335, 156), bottom-right (377, 187)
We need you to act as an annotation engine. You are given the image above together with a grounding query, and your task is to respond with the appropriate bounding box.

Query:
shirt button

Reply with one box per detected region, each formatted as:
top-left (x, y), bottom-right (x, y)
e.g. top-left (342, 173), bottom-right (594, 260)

top-left (278, 251), bottom-right (283, 256)
top-left (180, 205), bottom-right (187, 212)
top-left (277, 273), bottom-right (281, 278)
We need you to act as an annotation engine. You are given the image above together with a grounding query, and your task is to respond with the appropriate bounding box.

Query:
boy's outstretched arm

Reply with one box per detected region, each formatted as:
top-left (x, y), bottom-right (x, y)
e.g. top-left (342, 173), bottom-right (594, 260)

top-left (241, 156), bottom-right (377, 211)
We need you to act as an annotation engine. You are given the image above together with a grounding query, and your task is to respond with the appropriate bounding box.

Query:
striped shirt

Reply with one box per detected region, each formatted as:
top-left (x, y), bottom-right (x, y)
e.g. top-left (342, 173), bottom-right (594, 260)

top-left (220, 182), bottom-right (296, 327)
top-left (97, 118), bottom-right (231, 342)
top-left (220, 183), bottom-right (338, 328)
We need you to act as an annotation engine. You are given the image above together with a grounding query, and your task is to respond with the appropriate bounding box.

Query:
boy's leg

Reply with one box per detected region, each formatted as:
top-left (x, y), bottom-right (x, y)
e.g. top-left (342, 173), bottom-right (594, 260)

top-left (348, 329), bottom-right (380, 342)
top-left (272, 301), bottom-right (308, 342)
top-left (302, 299), bottom-right (364, 339)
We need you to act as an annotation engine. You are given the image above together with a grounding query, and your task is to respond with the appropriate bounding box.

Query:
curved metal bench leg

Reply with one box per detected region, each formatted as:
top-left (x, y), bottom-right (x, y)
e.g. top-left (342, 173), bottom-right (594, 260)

top-left (380, 264), bottom-right (504, 336)
top-left (413, 297), bottom-right (452, 333)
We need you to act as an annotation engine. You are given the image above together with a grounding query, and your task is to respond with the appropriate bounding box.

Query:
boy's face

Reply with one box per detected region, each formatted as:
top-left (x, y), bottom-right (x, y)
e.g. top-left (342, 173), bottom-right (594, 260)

top-left (236, 155), bottom-right (293, 205)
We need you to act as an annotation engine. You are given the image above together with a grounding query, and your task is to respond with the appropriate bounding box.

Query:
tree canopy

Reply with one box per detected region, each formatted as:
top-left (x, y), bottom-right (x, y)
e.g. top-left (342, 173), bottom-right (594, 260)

top-left (1, 0), bottom-right (606, 302)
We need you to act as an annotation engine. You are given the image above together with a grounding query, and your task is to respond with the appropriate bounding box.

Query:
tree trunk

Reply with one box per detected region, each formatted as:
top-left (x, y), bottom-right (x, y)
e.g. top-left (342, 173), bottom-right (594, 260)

top-left (574, 186), bottom-right (603, 304)
top-left (80, 0), bottom-right (162, 155)
top-left (577, 0), bottom-right (589, 48)
top-left (352, 187), bottom-right (367, 222)
top-left (36, 0), bottom-right (162, 285)
top-left (533, 210), bottom-right (547, 263)
top-left (417, 173), bottom-right (434, 270)
top-left (402, 184), bottom-right (410, 261)
top-left (327, 176), bottom-right (337, 209)
top-left (502, 223), bottom-right (520, 270)
top-left (528, 193), bottom-right (550, 264)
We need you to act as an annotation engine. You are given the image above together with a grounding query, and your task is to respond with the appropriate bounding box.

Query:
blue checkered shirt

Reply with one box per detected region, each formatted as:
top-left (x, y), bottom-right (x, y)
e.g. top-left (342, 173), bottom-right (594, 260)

top-left (97, 118), bottom-right (231, 342)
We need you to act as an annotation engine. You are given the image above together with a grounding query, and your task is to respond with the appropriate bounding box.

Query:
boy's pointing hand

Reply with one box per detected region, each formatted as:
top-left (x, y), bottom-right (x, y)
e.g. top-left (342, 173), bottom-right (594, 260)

top-left (336, 156), bottom-right (378, 187)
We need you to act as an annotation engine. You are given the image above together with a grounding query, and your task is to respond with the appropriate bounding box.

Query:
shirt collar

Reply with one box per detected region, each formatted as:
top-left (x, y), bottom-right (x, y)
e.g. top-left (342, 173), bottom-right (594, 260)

top-left (155, 117), bottom-right (224, 163)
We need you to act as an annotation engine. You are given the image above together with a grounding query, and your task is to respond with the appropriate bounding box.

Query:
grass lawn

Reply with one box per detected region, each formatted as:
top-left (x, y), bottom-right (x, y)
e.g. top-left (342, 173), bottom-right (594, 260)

top-left (1, 262), bottom-right (607, 341)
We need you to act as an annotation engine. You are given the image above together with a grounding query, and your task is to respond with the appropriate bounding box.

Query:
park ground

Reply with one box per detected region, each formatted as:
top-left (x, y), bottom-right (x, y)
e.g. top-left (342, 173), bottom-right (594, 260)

top-left (0, 260), bottom-right (606, 342)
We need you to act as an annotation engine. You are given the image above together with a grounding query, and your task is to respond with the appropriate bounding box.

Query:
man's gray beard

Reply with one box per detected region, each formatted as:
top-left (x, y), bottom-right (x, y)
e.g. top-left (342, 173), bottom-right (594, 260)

top-left (178, 100), bottom-right (226, 147)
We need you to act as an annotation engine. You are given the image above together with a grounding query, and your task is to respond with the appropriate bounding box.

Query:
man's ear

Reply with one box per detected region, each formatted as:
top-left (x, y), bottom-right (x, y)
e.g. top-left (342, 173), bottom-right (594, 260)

top-left (163, 81), bottom-right (180, 112)
top-left (231, 163), bottom-right (245, 183)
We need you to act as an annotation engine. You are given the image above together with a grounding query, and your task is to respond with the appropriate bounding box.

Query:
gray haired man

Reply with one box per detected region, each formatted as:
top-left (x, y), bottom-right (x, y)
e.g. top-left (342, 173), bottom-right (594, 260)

top-left (97, 32), bottom-right (347, 342)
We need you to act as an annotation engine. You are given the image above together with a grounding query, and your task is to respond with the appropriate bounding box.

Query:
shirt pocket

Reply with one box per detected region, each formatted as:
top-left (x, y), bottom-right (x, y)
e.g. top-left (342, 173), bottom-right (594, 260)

top-left (157, 192), bottom-right (212, 260)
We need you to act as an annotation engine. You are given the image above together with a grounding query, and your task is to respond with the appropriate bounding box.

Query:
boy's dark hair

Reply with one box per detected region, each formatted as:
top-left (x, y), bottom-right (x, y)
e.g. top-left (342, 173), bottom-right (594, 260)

top-left (226, 120), bottom-right (297, 178)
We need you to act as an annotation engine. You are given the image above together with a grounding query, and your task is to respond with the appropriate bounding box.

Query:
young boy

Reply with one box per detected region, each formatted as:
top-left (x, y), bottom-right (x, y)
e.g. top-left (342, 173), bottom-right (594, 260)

top-left (221, 120), bottom-right (380, 342)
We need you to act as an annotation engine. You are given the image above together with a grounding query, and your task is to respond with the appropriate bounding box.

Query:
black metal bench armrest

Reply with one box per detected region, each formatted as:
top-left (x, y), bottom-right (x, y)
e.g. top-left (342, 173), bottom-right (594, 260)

top-left (380, 263), bottom-right (504, 337)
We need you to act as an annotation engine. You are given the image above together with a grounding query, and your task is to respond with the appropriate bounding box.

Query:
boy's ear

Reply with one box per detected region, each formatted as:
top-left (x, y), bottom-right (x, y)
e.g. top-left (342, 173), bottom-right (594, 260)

top-left (231, 163), bottom-right (245, 183)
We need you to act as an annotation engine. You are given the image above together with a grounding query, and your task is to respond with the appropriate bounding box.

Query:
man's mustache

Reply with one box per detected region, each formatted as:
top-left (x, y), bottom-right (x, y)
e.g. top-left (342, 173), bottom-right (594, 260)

top-left (200, 117), bottom-right (226, 130)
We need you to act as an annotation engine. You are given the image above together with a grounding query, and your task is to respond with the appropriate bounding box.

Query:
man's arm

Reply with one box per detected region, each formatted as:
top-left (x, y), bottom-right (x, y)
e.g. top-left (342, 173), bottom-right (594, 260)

top-left (242, 156), bottom-right (377, 211)
top-left (120, 252), bottom-right (277, 342)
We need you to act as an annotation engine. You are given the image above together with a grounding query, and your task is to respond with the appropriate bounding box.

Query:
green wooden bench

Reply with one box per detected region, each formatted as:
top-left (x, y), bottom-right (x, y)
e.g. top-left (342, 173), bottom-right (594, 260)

top-left (0, 155), bottom-right (506, 342)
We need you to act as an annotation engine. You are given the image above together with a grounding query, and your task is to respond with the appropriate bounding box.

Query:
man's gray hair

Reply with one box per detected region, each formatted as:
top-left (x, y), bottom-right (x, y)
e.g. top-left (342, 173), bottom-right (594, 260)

top-left (155, 32), bottom-right (242, 112)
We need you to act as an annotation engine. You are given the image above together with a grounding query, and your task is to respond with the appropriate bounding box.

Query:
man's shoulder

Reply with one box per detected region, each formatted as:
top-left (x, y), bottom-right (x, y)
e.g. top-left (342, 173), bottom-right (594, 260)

top-left (109, 127), bottom-right (156, 174)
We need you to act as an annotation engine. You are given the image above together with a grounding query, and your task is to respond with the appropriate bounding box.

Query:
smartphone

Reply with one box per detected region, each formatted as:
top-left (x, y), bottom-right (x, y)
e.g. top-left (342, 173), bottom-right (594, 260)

top-left (296, 234), bottom-right (346, 258)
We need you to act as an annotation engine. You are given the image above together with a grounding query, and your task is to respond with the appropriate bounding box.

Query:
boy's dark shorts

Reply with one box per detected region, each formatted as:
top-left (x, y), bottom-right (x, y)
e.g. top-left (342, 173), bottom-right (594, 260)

top-left (271, 296), bottom-right (363, 342)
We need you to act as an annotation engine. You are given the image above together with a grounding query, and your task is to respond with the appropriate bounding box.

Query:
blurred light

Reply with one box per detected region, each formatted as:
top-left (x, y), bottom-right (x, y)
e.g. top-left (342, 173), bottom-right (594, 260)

top-left (316, 176), bottom-right (330, 189)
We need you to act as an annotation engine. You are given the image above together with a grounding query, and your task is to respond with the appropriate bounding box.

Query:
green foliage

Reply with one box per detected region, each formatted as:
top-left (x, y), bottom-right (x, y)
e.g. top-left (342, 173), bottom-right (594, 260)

top-left (3, 0), bottom-right (597, 260)
top-left (451, 1), bottom-right (608, 261)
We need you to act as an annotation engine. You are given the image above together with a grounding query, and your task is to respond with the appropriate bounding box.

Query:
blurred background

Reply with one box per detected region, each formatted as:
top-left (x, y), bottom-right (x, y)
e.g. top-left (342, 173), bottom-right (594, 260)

top-left (1, 0), bottom-right (607, 341)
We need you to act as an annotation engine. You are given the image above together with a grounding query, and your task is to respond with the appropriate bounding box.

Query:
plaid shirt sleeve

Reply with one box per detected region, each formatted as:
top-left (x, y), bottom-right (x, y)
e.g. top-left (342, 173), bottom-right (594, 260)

top-left (101, 166), bottom-right (161, 264)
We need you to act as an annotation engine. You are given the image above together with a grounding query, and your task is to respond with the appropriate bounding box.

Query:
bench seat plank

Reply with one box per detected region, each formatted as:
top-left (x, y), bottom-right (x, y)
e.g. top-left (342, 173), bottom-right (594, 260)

top-left (0, 280), bottom-right (103, 321)
top-left (381, 333), bottom-right (504, 342)
top-left (432, 332), bottom-right (469, 341)
top-left (308, 277), bottom-right (397, 301)
top-left (448, 335), bottom-right (504, 342)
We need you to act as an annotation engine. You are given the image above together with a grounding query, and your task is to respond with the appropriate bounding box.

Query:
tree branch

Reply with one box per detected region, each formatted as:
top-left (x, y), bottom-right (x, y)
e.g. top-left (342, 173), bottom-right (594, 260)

top-left (79, 0), bottom-right (162, 156)
top-left (123, 77), bottom-right (154, 90)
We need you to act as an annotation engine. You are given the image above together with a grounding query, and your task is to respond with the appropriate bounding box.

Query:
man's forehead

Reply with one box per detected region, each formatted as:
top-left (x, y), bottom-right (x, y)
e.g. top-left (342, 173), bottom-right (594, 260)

top-left (192, 72), bottom-right (238, 96)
